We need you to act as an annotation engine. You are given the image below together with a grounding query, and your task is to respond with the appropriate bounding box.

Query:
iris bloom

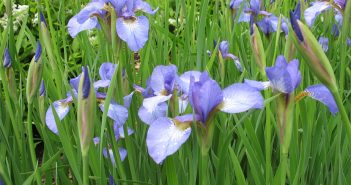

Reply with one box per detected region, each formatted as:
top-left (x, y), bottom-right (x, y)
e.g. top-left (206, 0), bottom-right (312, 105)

top-left (67, 0), bottom-right (157, 51)
top-left (137, 65), bottom-right (178, 125)
top-left (46, 62), bottom-right (130, 134)
top-left (207, 41), bottom-right (242, 72)
top-left (146, 71), bottom-right (264, 164)
top-left (245, 55), bottom-right (338, 114)
top-left (304, 0), bottom-right (345, 27)
top-left (230, 0), bottom-right (288, 35)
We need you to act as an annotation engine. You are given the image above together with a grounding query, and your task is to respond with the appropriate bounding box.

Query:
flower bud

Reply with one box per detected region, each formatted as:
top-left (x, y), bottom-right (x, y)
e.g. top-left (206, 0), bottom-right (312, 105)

top-left (26, 42), bottom-right (43, 103)
top-left (250, 16), bottom-right (266, 75)
top-left (3, 48), bottom-right (11, 68)
top-left (289, 11), bottom-right (337, 89)
top-left (77, 66), bottom-right (95, 156)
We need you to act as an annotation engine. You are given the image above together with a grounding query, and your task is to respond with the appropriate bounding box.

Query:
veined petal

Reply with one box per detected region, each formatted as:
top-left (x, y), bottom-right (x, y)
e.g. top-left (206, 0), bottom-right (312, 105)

top-left (219, 83), bottom-right (264, 113)
top-left (99, 101), bottom-right (128, 126)
top-left (219, 41), bottom-right (230, 55)
top-left (305, 84), bottom-right (338, 115)
top-left (75, 2), bottom-right (105, 23)
top-left (266, 56), bottom-right (295, 93)
top-left (45, 100), bottom-right (71, 134)
top-left (146, 117), bottom-right (191, 164)
top-left (116, 16), bottom-right (149, 51)
top-left (68, 15), bottom-right (99, 38)
top-left (244, 79), bottom-right (271, 91)
top-left (304, 1), bottom-right (331, 27)
top-left (138, 102), bottom-right (168, 125)
top-left (149, 65), bottom-right (178, 95)
top-left (142, 95), bottom-right (172, 112)
top-left (230, 0), bottom-right (245, 10)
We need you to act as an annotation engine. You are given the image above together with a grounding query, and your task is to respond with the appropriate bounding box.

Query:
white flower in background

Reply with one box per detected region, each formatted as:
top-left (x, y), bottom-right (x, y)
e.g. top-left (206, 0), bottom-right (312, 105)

top-left (0, 4), bottom-right (29, 31)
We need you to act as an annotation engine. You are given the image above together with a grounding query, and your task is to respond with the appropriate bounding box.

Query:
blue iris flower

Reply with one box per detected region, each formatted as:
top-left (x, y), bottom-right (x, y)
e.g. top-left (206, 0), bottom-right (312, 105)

top-left (244, 55), bottom-right (338, 115)
top-left (142, 69), bottom-right (264, 164)
top-left (45, 62), bottom-right (131, 134)
top-left (230, 0), bottom-right (288, 35)
top-left (304, 0), bottom-right (345, 27)
top-left (67, 0), bottom-right (157, 51)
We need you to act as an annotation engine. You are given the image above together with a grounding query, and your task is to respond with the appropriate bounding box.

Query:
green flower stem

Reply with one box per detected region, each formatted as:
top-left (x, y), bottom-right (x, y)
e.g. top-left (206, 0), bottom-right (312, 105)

top-left (83, 154), bottom-right (89, 185)
top-left (199, 151), bottom-right (209, 185)
top-left (27, 103), bottom-right (42, 185)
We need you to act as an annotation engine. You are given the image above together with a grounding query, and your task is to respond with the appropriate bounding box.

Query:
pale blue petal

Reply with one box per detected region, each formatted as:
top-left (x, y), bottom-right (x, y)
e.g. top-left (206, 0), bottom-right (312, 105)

top-left (305, 84), bottom-right (338, 115)
top-left (123, 92), bottom-right (134, 108)
top-left (219, 83), bottom-right (264, 113)
top-left (146, 117), bottom-right (191, 164)
top-left (178, 71), bottom-right (202, 94)
top-left (318, 37), bottom-right (329, 52)
top-left (138, 102), bottom-right (168, 125)
top-left (244, 79), bottom-right (271, 91)
top-left (116, 16), bottom-right (149, 51)
top-left (45, 100), bottom-right (71, 134)
top-left (142, 95), bottom-right (172, 112)
top-left (99, 102), bottom-right (128, 126)
top-left (304, 2), bottom-right (331, 27)
top-left (149, 65), bottom-right (178, 95)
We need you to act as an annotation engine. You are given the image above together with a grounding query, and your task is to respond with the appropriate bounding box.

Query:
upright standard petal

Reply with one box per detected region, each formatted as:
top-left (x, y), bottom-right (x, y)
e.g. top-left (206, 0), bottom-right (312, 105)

top-left (45, 100), bottom-right (71, 134)
top-left (149, 65), bottom-right (178, 95)
top-left (304, 1), bottom-right (331, 27)
top-left (146, 117), bottom-right (191, 164)
top-left (99, 101), bottom-right (128, 126)
top-left (178, 71), bottom-right (202, 95)
top-left (219, 83), bottom-right (264, 113)
top-left (305, 84), bottom-right (338, 115)
top-left (266, 56), bottom-right (301, 93)
top-left (116, 16), bottom-right (149, 51)
top-left (189, 76), bottom-right (223, 123)
top-left (123, 92), bottom-right (134, 108)
top-left (99, 62), bottom-right (117, 81)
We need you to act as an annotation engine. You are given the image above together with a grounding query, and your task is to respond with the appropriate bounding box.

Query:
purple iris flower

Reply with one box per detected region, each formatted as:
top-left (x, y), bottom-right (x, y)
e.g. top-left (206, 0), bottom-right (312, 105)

top-left (231, 0), bottom-right (288, 35)
top-left (304, 0), bottom-right (345, 27)
top-left (137, 65), bottom-right (178, 125)
top-left (318, 37), bottom-right (329, 52)
top-left (45, 63), bottom-right (131, 134)
top-left (245, 55), bottom-right (338, 115)
top-left (146, 72), bottom-right (264, 164)
top-left (245, 55), bottom-right (301, 94)
top-left (207, 41), bottom-right (242, 72)
top-left (67, 0), bottom-right (157, 51)
top-left (3, 47), bottom-right (11, 68)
